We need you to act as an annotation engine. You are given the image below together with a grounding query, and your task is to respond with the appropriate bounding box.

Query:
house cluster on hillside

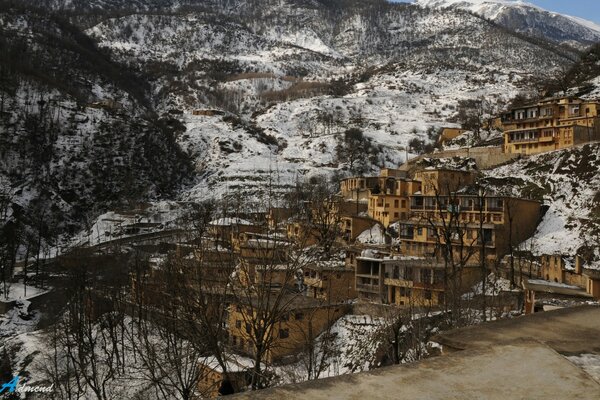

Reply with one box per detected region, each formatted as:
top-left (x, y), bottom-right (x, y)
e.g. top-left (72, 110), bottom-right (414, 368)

top-left (130, 95), bottom-right (600, 397)
top-left (501, 96), bottom-right (600, 155)
top-left (159, 165), bottom-right (596, 396)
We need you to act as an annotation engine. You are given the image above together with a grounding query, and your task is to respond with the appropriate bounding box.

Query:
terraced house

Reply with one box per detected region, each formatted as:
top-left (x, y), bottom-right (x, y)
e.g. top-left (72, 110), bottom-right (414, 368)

top-left (502, 96), bottom-right (600, 155)
top-left (355, 193), bottom-right (542, 306)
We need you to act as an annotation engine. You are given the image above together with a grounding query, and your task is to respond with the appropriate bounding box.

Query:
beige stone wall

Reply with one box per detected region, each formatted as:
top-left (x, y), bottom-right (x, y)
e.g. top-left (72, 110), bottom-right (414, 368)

top-left (408, 146), bottom-right (519, 170)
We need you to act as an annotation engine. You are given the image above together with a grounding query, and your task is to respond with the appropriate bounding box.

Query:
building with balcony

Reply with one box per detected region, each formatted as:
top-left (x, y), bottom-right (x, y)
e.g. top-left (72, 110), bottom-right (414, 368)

top-left (354, 250), bottom-right (478, 306)
top-left (401, 194), bottom-right (541, 263)
top-left (501, 97), bottom-right (600, 155)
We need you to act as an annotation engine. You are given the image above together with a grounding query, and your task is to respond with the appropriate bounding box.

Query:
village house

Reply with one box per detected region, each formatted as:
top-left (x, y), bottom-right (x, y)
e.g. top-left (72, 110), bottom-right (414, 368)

top-left (227, 296), bottom-right (348, 363)
top-left (192, 244), bottom-right (238, 289)
top-left (352, 193), bottom-right (541, 307)
top-left (367, 177), bottom-right (422, 227)
top-left (354, 249), bottom-right (476, 306)
top-left (340, 168), bottom-right (408, 203)
top-left (413, 168), bottom-right (477, 196)
top-left (208, 217), bottom-right (264, 246)
top-left (286, 198), bottom-right (365, 247)
top-left (522, 254), bottom-right (600, 313)
top-left (303, 261), bottom-right (357, 303)
top-left (401, 194), bottom-right (541, 263)
top-left (196, 355), bottom-right (252, 398)
top-left (501, 96), bottom-right (600, 155)
top-left (339, 215), bottom-right (380, 243)
top-left (438, 127), bottom-right (467, 146)
top-left (266, 207), bottom-right (295, 231)
top-left (236, 237), bottom-right (292, 289)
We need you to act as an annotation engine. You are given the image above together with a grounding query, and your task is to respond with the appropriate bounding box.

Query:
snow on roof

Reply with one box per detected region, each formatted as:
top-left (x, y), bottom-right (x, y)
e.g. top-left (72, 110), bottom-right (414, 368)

top-left (356, 224), bottom-right (386, 245)
top-left (526, 279), bottom-right (581, 290)
top-left (209, 217), bottom-right (253, 226)
top-left (465, 273), bottom-right (519, 298)
top-left (202, 353), bottom-right (256, 373)
top-left (0, 282), bottom-right (49, 302)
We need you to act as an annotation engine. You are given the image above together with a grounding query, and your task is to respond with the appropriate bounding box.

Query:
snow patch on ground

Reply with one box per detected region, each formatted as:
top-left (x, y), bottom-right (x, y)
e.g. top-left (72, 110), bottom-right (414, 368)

top-left (566, 353), bottom-right (600, 383)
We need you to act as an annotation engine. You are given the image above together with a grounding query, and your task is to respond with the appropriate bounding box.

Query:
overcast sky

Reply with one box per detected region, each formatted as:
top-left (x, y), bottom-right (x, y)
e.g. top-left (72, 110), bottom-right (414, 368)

top-left (397, 1), bottom-right (600, 25)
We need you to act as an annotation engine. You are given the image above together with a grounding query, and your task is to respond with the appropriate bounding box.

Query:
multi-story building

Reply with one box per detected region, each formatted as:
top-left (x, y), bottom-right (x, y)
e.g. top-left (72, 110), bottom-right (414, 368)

top-left (401, 194), bottom-right (541, 262)
top-left (227, 296), bottom-right (348, 362)
top-left (303, 262), bottom-right (357, 303)
top-left (354, 250), bottom-right (472, 306)
top-left (501, 97), bottom-right (600, 155)
top-left (355, 194), bottom-right (542, 306)
top-left (367, 178), bottom-right (421, 227)
top-left (521, 254), bottom-right (600, 314)
top-left (340, 169), bottom-right (408, 203)
top-left (340, 176), bottom-right (382, 202)
top-left (413, 169), bottom-right (477, 196)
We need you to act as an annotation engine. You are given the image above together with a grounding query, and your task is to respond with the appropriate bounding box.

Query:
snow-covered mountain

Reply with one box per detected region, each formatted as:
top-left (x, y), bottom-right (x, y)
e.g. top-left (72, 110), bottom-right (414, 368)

top-left (0, 0), bottom-right (586, 244)
top-left (82, 0), bottom-right (576, 199)
top-left (415, 0), bottom-right (600, 49)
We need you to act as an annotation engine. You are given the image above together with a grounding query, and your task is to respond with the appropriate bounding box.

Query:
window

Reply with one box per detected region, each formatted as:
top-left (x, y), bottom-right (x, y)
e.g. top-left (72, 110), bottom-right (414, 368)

top-left (245, 323), bottom-right (251, 334)
top-left (424, 290), bottom-right (432, 300)
top-left (232, 335), bottom-right (237, 345)
top-left (295, 312), bottom-right (304, 321)
top-left (434, 270), bottom-right (444, 284)
top-left (235, 320), bottom-right (242, 329)
top-left (280, 313), bottom-right (289, 322)
top-left (279, 328), bottom-right (289, 339)
top-left (394, 199), bottom-right (399, 208)
top-left (421, 269), bottom-right (432, 284)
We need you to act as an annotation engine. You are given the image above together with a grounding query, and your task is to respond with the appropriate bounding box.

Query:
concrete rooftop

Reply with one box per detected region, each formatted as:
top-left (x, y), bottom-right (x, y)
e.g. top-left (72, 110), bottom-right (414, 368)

top-left (235, 306), bottom-right (600, 400)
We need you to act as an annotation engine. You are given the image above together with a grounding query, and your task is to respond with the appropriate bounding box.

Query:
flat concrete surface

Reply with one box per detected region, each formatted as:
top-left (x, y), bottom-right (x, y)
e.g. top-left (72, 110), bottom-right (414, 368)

top-left (235, 341), bottom-right (600, 399)
top-left (434, 305), bottom-right (600, 354)
top-left (234, 306), bottom-right (600, 399)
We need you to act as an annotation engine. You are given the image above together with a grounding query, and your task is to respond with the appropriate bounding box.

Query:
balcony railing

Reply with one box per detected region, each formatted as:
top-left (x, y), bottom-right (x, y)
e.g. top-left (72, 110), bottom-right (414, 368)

top-left (304, 277), bottom-right (323, 288)
top-left (509, 137), bottom-right (540, 144)
top-left (384, 278), bottom-right (413, 288)
top-left (356, 283), bottom-right (380, 293)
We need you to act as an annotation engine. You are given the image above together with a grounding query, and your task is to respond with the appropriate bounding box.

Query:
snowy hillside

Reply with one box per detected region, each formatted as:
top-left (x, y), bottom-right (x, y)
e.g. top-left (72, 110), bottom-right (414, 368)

top-left (415, 0), bottom-right (600, 49)
top-left (83, 0), bottom-right (576, 200)
top-left (483, 143), bottom-right (600, 267)
top-left (0, 0), bottom-right (586, 246)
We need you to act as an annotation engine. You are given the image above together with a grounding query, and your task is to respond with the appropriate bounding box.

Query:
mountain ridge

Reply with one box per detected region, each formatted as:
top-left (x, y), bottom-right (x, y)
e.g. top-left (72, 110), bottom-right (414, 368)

top-left (414, 0), bottom-right (600, 49)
